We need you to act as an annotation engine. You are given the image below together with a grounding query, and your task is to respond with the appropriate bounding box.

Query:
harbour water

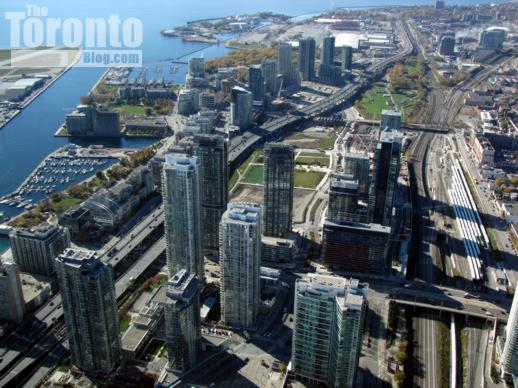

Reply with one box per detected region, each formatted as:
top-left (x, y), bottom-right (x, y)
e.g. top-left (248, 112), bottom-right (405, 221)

top-left (0, 0), bottom-right (499, 254)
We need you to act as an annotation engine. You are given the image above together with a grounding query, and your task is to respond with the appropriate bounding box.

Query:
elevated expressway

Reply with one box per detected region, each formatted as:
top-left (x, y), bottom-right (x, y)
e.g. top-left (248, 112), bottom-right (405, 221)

top-left (0, 206), bottom-right (166, 386)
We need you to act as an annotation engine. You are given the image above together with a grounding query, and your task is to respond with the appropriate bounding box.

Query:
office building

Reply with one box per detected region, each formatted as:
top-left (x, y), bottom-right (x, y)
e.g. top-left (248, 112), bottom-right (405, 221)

top-left (435, 0), bottom-right (445, 9)
top-left (162, 154), bottom-right (204, 280)
top-left (322, 220), bottom-right (390, 274)
top-left (322, 36), bottom-right (336, 66)
top-left (230, 87), bottom-right (252, 130)
top-left (261, 59), bottom-right (278, 96)
top-left (502, 290), bottom-right (518, 376)
top-left (480, 27), bottom-right (506, 50)
top-left (438, 32), bottom-right (455, 56)
top-left (263, 143), bottom-right (295, 237)
top-left (219, 203), bottom-right (261, 329)
top-left (343, 153), bottom-right (370, 197)
top-left (55, 249), bottom-right (121, 374)
top-left (163, 269), bottom-right (201, 373)
top-left (298, 38), bottom-right (316, 81)
top-left (248, 66), bottom-right (265, 105)
top-left (369, 130), bottom-right (402, 226)
top-left (193, 134), bottom-right (228, 254)
top-left (328, 175), bottom-right (367, 223)
top-left (380, 109), bottom-right (402, 131)
top-left (10, 224), bottom-right (71, 276)
top-left (292, 274), bottom-right (367, 387)
top-left (0, 260), bottom-right (26, 323)
top-left (342, 45), bottom-right (353, 71)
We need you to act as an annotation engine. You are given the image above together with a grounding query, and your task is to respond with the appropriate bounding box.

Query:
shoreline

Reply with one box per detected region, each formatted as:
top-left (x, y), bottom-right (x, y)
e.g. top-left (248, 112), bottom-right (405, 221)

top-left (0, 50), bottom-right (81, 130)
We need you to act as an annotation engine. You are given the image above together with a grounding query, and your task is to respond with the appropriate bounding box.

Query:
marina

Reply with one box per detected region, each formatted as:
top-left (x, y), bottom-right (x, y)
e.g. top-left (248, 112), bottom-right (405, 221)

top-left (0, 145), bottom-right (119, 223)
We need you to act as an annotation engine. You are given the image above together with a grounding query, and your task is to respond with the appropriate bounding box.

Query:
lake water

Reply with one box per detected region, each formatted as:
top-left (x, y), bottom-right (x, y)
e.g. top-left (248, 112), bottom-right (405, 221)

top-left (0, 0), bottom-right (500, 254)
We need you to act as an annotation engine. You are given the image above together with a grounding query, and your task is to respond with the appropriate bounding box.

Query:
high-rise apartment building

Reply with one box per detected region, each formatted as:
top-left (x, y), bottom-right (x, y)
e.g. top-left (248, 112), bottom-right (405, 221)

top-left (230, 87), bottom-right (252, 129)
top-left (261, 59), bottom-right (278, 96)
top-left (321, 220), bottom-right (390, 274)
top-left (163, 269), bottom-right (201, 373)
top-left (193, 134), bottom-right (228, 255)
top-left (263, 143), bottom-right (295, 237)
top-left (292, 274), bottom-right (367, 387)
top-left (0, 260), bottom-right (26, 323)
top-left (188, 57), bottom-right (205, 78)
top-left (479, 27), bottom-right (506, 50)
top-left (248, 66), bottom-right (265, 105)
top-left (380, 109), bottom-right (402, 131)
top-left (343, 153), bottom-right (370, 197)
top-left (438, 33), bottom-right (456, 56)
top-left (277, 43), bottom-right (293, 78)
top-left (368, 130), bottom-right (402, 226)
top-left (162, 154), bottom-right (204, 280)
top-left (219, 203), bottom-right (261, 329)
top-left (298, 38), bottom-right (316, 81)
top-left (55, 249), bottom-right (121, 374)
top-left (10, 224), bottom-right (71, 276)
top-left (322, 36), bottom-right (336, 66)
top-left (502, 290), bottom-right (518, 376)
top-left (328, 175), bottom-right (367, 223)
top-left (342, 45), bottom-right (353, 71)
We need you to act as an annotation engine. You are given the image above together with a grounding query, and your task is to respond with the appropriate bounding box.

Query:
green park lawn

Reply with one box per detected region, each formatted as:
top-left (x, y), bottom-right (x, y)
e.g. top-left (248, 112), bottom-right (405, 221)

top-left (115, 104), bottom-right (149, 115)
top-left (294, 170), bottom-right (326, 189)
top-left (296, 152), bottom-right (330, 167)
top-left (355, 84), bottom-right (393, 120)
top-left (242, 164), bottom-right (264, 184)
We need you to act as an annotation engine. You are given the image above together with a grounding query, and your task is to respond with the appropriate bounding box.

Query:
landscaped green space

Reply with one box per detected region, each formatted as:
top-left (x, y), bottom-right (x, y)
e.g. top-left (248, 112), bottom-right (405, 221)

top-left (321, 131), bottom-right (338, 149)
top-left (296, 152), bottom-right (330, 167)
top-left (285, 130), bottom-right (339, 150)
top-left (229, 171), bottom-right (239, 191)
top-left (294, 170), bottom-right (326, 189)
top-left (114, 104), bottom-right (149, 115)
top-left (145, 339), bottom-right (164, 358)
top-left (49, 196), bottom-right (83, 211)
top-left (355, 84), bottom-right (392, 120)
top-left (242, 164), bottom-right (264, 184)
top-left (119, 314), bottom-right (131, 333)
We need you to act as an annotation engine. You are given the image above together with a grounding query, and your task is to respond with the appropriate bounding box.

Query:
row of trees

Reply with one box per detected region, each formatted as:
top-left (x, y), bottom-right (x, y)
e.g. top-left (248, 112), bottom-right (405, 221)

top-left (205, 47), bottom-right (277, 74)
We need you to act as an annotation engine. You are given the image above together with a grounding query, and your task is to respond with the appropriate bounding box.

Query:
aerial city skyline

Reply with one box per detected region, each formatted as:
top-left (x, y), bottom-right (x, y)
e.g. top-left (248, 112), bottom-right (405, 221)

top-left (0, 0), bottom-right (517, 387)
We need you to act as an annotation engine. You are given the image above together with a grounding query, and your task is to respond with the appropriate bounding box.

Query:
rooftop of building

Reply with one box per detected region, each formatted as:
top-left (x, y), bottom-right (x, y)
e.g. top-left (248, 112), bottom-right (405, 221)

top-left (19, 272), bottom-right (53, 304)
top-left (296, 274), bottom-right (367, 310)
top-left (11, 223), bottom-right (63, 239)
top-left (330, 176), bottom-right (359, 190)
top-left (260, 266), bottom-right (281, 280)
top-left (381, 109), bottom-right (402, 117)
top-left (261, 233), bottom-right (298, 247)
top-left (224, 202), bottom-right (261, 223)
top-left (165, 270), bottom-right (199, 303)
top-left (323, 219), bottom-right (391, 234)
top-left (379, 129), bottom-right (403, 144)
top-left (56, 248), bottom-right (98, 269)
top-left (164, 153), bottom-right (198, 170)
